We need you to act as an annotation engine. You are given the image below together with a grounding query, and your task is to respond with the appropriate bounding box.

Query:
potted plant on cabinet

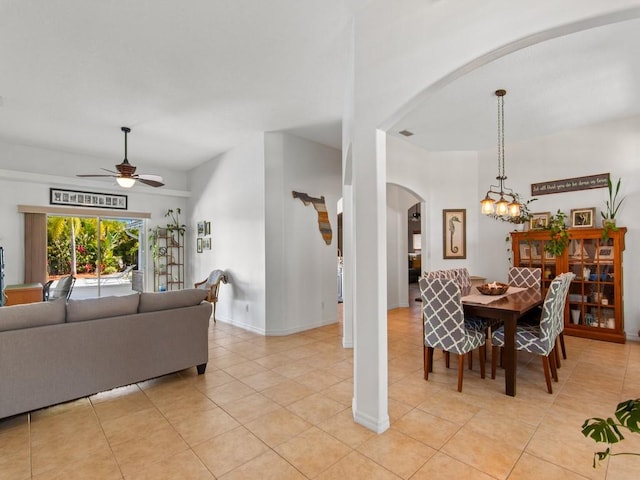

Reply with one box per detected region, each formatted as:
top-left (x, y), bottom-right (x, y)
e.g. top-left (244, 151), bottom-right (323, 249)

top-left (601, 177), bottom-right (624, 240)
top-left (543, 210), bottom-right (570, 256)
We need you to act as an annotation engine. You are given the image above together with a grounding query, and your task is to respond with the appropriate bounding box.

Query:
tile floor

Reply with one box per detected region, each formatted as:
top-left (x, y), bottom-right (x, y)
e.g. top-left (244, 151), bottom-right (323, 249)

top-left (1, 292), bottom-right (639, 479)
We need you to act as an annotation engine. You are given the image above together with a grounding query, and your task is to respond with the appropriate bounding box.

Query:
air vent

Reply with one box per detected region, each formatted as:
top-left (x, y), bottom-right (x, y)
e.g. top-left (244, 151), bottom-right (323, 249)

top-left (399, 129), bottom-right (414, 137)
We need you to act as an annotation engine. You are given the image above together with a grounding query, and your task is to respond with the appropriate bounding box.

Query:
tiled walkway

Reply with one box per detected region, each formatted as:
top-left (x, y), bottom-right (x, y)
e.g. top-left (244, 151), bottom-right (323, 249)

top-left (1, 296), bottom-right (639, 479)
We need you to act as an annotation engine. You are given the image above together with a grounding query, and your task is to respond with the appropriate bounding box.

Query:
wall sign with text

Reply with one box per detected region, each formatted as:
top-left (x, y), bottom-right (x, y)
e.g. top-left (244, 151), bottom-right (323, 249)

top-left (531, 173), bottom-right (609, 196)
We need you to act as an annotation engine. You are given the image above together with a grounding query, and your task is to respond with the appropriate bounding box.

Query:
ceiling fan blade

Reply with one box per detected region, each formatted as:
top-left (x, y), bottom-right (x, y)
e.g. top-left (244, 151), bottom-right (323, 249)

top-left (101, 167), bottom-right (118, 174)
top-left (136, 177), bottom-right (164, 187)
top-left (76, 174), bottom-right (116, 178)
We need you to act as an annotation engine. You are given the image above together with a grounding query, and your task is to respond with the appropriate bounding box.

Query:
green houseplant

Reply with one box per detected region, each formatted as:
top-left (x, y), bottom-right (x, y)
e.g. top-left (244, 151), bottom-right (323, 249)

top-left (601, 177), bottom-right (624, 240)
top-left (543, 210), bottom-right (570, 256)
top-left (582, 398), bottom-right (640, 468)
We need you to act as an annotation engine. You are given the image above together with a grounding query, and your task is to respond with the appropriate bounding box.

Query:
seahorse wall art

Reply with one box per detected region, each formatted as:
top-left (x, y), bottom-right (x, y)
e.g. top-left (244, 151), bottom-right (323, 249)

top-left (291, 191), bottom-right (332, 245)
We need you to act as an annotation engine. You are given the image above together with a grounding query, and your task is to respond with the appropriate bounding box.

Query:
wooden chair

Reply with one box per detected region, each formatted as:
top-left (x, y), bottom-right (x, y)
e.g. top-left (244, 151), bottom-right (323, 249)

top-left (419, 276), bottom-right (486, 392)
top-left (194, 269), bottom-right (227, 322)
top-left (491, 272), bottom-right (574, 393)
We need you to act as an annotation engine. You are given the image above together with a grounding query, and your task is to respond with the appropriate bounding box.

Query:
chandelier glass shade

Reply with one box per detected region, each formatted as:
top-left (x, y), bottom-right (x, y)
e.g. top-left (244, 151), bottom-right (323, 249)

top-left (480, 89), bottom-right (521, 217)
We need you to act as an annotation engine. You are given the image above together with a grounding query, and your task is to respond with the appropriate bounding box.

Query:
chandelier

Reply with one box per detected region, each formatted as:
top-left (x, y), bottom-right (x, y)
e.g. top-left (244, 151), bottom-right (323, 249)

top-left (480, 89), bottom-right (521, 217)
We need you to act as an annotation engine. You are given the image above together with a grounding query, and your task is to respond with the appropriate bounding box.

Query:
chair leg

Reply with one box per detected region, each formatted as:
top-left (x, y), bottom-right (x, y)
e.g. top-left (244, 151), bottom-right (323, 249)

top-left (212, 301), bottom-right (217, 323)
top-left (491, 346), bottom-right (499, 379)
top-left (457, 354), bottom-right (465, 392)
top-left (559, 332), bottom-right (567, 360)
top-left (554, 339), bottom-right (561, 369)
top-left (429, 348), bottom-right (434, 373)
top-left (479, 345), bottom-right (486, 379)
top-left (445, 351), bottom-right (450, 369)
top-left (549, 348), bottom-right (559, 382)
top-left (468, 351), bottom-right (473, 370)
top-left (424, 346), bottom-right (433, 380)
top-left (542, 356), bottom-right (553, 394)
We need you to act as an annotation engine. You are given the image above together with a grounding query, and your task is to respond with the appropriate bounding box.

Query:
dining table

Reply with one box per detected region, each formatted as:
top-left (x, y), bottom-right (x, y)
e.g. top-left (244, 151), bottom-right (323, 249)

top-left (462, 286), bottom-right (543, 397)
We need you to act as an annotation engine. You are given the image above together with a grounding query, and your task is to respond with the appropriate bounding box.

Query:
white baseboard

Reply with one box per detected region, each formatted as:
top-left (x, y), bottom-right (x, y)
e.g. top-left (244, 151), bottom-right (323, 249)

top-left (352, 399), bottom-right (390, 434)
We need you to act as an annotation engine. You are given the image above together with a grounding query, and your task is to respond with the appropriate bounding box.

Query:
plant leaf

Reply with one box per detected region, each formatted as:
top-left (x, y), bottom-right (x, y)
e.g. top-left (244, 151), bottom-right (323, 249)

top-left (593, 447), bottom-right (611, 468)
top-left (615, 399), bottom-right (640, 433)
top-left (581, 417), bottom-right (625, 444)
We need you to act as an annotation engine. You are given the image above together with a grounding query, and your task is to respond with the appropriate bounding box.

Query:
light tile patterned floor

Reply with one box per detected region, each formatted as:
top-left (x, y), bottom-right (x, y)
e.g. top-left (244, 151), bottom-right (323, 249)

top-left (1, 293), bottom-right (639, 479)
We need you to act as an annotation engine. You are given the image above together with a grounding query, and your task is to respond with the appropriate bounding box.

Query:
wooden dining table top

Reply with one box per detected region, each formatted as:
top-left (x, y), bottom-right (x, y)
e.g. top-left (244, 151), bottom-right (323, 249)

top-left (461, 287), bottom-right (542, 318)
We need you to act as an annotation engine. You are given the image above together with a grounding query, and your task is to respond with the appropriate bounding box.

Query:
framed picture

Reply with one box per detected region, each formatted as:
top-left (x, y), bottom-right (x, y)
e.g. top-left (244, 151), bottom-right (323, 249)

top-left (597, 245), bottom-right (614, 261)
top-left (197, 221), bottom-right (205, 236)
top-left (519, 244), bottom-right (531, 260)
top-left (50, 188), bottom-right (127, 210)
top-left (442, 209), bottom-right (466, 259)
top-left (196, 238), bottom-right (203, 253)
top-left (204, 221), bottom-right (211, 236)
top-left (529, 212), bottom-right (550, 230)
top-left (570, 208), bottom-right (595, 228)
top-left (204, 237), bottom-right (211, 250)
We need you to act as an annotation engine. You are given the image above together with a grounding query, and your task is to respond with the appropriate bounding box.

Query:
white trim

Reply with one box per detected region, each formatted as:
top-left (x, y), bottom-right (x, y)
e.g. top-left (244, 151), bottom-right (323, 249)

top-left (18, 204), bottom-right (151, 219)
top-left (0, 168), bottom-right (190, 198)
top-left (352, 399), bottom-right (390, 434)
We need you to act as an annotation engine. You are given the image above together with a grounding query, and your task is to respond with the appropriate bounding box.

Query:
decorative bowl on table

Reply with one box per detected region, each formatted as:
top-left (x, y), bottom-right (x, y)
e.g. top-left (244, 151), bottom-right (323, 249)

top-left (476, 282), bottom-right (509, 296)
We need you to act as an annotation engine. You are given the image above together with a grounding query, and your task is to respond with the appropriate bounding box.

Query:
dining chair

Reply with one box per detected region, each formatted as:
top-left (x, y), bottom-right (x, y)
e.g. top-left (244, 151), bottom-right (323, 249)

top-left (194, 269), bottom-right (228, 322)
top-left (419, 276), bottom-right (486, 392)
top-left (508, 266), bottom-right (568, 364)
top-left (508, 266), bottom-right (541, 290)
top-left (491, 272), bottom-right (575, 393)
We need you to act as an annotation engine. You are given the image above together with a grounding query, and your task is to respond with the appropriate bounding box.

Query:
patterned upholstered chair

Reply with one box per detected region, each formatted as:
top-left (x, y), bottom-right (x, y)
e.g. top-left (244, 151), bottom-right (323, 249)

top-left (419, 276), bottom-right (486, 392)
top-left (508, 267), bottom-right (541, 290)
top-left (491, 272), bottom-right (574, 393)
top-left (194, 269), bottom-right (228, 322)
top-left (508, 266), bottom-right (568, 363)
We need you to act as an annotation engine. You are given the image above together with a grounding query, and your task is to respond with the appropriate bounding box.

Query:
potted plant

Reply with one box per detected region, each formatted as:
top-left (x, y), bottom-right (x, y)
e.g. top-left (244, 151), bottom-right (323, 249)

top-left (165, 208), bottom-right (186, 236)
top-left (543, 210), bottom-right (570, 256)
top-left (582, 398), bottom-right (640, 468)
top-left (601, 177), bottom-right (624, 240)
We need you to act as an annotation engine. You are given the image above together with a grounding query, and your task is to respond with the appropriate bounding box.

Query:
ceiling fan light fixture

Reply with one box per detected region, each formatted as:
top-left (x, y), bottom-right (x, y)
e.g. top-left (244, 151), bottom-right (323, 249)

top-left (116, 176), bottom-right (136, 188)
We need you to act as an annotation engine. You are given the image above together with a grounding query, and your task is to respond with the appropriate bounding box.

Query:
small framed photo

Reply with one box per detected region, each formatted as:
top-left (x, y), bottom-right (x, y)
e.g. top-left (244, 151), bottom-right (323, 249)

top-left (597, 246), bottom-right (614, 261)
top-left (197, 221), bottom-right (205, 236)
top-left (204, 221), bottom-right (211, 236)
top-left (197, 238), bottom-right (203, 253)
top-left (519, 244), bottom-right (531, 260)
top-left (204, 237), bottom-right (211, 250)
top-left (529, 212), bottom-right (550, 230)
top-left (570, 208), bottom-right (595, 228)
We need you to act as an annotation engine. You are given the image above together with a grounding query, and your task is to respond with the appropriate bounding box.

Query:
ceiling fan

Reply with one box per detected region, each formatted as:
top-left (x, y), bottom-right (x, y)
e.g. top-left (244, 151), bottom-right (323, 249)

top-left (77, 127), bottom-right (164, 188)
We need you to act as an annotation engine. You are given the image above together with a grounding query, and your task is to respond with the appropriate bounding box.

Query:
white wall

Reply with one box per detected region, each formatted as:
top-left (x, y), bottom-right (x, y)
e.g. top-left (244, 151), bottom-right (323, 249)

top-left (0, 139), bottom-right (189, 287)
top-left (188, 133), bottom-right (267, 333)
top-left (267, 133), bottom-right (342, 335)
top-left (386, 184), bottom-right (417, 309)
top-left (187, 132), bottom-right (341, 335)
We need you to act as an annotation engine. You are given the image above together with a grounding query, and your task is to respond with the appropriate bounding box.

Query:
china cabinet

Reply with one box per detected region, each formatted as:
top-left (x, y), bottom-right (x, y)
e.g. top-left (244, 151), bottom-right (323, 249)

top-left (511, 227), bottom-right (626, 343)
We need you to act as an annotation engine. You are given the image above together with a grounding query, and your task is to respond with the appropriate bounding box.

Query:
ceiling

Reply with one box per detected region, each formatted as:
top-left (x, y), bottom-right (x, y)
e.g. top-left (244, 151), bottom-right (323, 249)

top-left (1, 3), bottom-right (639, 175)
top-left (390, 17), bottom-right (640, 152)
top-left (0, 0), bottom-right (371, 171)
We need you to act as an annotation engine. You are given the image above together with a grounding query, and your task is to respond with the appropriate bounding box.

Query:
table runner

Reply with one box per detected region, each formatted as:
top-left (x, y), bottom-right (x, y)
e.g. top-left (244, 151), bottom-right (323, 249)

top-left (461, 286), bottom-right (526, 305)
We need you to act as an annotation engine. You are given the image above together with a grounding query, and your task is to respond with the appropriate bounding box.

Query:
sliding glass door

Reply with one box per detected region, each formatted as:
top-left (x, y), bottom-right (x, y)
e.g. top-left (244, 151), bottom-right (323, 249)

top-left (46, 215), bottom-right (144, 298)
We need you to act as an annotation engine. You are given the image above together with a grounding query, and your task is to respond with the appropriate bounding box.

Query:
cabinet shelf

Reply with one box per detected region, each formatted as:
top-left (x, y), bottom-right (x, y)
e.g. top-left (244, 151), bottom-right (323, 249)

top-left (152, 227), bottom-right (185, 292)
top-left (511, 227), bottom-right (626, 343)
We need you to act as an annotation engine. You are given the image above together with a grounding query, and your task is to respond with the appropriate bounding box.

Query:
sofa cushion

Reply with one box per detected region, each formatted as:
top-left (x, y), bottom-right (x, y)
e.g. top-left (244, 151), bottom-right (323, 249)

top-left (66, 293), bottom-right (140, 323)
top-left (0, 298), bottom-right (66, 332)
top-left (138, 289), bottom-right (208, 313)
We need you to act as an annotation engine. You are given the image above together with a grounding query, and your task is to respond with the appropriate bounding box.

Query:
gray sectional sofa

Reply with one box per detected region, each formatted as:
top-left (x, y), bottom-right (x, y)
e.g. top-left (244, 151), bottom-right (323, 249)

top-left (0, 288), bottom-right (212, 419)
